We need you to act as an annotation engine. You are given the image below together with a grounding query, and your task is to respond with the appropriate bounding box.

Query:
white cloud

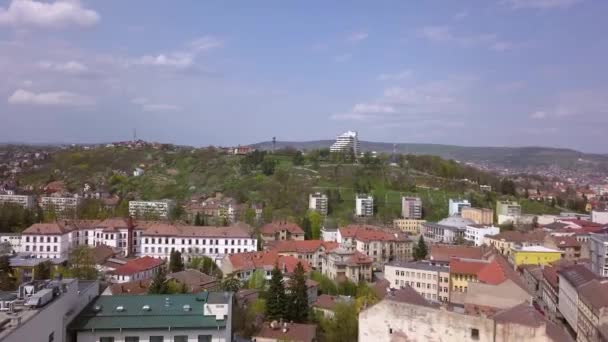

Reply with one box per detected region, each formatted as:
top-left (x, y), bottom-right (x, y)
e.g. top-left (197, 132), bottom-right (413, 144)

top-left (419, 26), bottom-right (513, 52)
top-left (131, 97), bottom-right (180, 112)
top-left (504, 0), bottom-right (582, 9)
top-left (348, 31), bottom-right (369, 43)
top-left (353, 103), bottom-right (395, 114)
top-left (530, 111), bottom-right (547, 119)
top-left (8, 89), bottom-right (94, 106)
top-left (189, 36), bottom-right (223, 52)
top-left (134, 53), bottom-right (194, 68)
top-left (38, 60), bottom-right (89, 74)
top-left (377, 70), bottom-right (412, 81)
top-left (0, 0), bottom-right (99, 29)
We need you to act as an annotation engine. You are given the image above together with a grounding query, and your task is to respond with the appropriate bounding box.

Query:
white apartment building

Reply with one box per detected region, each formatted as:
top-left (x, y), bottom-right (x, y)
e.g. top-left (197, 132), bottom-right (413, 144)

top-left (0, 233), bottom-right (22, 253)
top-left (329, 130), bottom-right (360, 156)
top-left (401, 196), bottom-right (422, 219)
top-left (557, 264), bottom-right (599, 333)
top-left (464, 224), bottom-right (500, 246)
top-left (309, 192), bottom-right (328, 215)
top-left (355, 194), bottom-right (374, 217)
top-left (21, 223), bottom-right (74, 258)
top-left (40, 196), bottom-right (81, 214)
top-left (591, 210), bottom-right (608, 224)
top-left (0, 194), bottom-right (35, 208)
top-left (384, 261), bottom-right (450, 302)
top-left (129, 199), bottom-right (176, 219)
top-left (589, 234), bottom-right (608, 277)
top-left (448, 199), bottom-right (470, 216)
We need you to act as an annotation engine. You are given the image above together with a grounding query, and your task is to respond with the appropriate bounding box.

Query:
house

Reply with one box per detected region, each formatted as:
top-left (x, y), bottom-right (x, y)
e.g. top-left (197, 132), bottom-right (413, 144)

top-left (484, 230), bottom-right (547, 256)
top-left (71, 291), bottom-right (233, 342)
top-left (109, 256), bottom-right (165, 283)
top-left (166, 269), bottom-right (220, 292)
top-left (510, 246), bottom-right (562, 267)
top-left (259, 221), bottom-right (305, 243)
top-left (9, 254), bottom-right (67, 283)
top-left (221, 250), bottom-right (310, 282)
top-left (576, 279), bottom-right (608, 342)
top-left (543, 235), bottom-right (581, 261)
top-left (322, 247), bottom-right (372, 282)
top-left (428, 244), bottom-right (485, 267)
top-left (253, 321), bottom-right (317, 342)
top-left (393, 218), bottom-right (426, 235)
top-left (271, 240), bottom-right (338, 271)
top-left (465, 224), bottom-right (500, 246)
top-left (312, 294), bottom-right (353, 318)
top-left (337, 224), bottom-right (412, 265)
top-left (102, 279), bottom-right (152, 295)
top-left (420, 222), bottom-right (466, 244)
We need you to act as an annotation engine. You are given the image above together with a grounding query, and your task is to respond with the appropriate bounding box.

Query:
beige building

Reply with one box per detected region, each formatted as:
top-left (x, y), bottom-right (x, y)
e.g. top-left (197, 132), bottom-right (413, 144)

top-left (337, 225), bottom-right (412, 265)
top-left (259, 221), bottom-right (305, 243)
top-left (484, 230), bottom-right (547, 256)
top-left (577, 279), bottom-right (608, 342)
top-left (271, 239), bottom-right (338, 271)
top-left (544, 235), bottom-right (582, 261)
top-left (322, 247), bottom-right (372, 282)
top-left (461, 207), bottom-right (494, 225)
top-left (384, 261), bottom-right (450, 302)
top-left (393, 219), bottom-right (426, 235)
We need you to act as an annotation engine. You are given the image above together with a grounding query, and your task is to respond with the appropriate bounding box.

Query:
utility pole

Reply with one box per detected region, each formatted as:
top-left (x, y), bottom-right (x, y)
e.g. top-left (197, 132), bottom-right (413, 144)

top-left (272, 137), bottom-right (276, 154)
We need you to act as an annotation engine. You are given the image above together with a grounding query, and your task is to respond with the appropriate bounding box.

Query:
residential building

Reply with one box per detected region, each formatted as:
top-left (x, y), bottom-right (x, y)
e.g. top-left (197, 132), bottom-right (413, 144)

top-left (543, 235), bottom-right (581, 261)
top-left (355, 194), bottom-right (374, 217)
top-left (590, 234), bottom-right (608, 277)
top-left (461, 207), bottom-right (494, 225)
top-left (329, 130), bottom-right (360, 156)
top-left (359, 291), bottom-right (571, 342)
top-left (577, 279), bottom-right (608, 342)
top-left (322, 247), bottom-right (372, 282)
top-left (438, 215), bottom-right (476, 230)
top-left (0, 233), bottom-right (21, 253)
top-left (591, 210), bottom-right (608, 224)
top-left (428, 245), bottom-right (485, 266)
top-left (480, 185), bottom-right (492, 192)
top-left (271, 239), bottom-right (338, 271)
top-left (109, 256), bottom-right (165, 283)
top-left (484, 230), bottom-right (547, 256)
top-left (102, 279), bottom-right (152, 295)
top-left (0, 194), bottom-right (35, 208)
top-left (253, 321), bottom-right (317, 342)
top-left (21, 222), bottom-right (76, 258)
top-left (0, 279), bottom-right (99, 342)
top-left (448, 199), bottom-right (471, 216)
top-left (309, 192), bottom-right (328, 216)
top-left (9, 254), bottom-right (67, 282)
top-left (337, 224), bottom-right (412, 264)
top-left (449, 258), bottom-right (490, 303)
top-left (558, 264), bottom-right (599, 333)
top-left (496, 200), bottom-right (522, 217)
top-left (393, 218), bottom-right (426, 235)
top-left (520, 264), bottom-right (544, 304)
top-left (401, 196), bottom-right (422, 219)
top-left (166, 269), bottom-right (220, 292)
top-left (40, 196), bottom-right (81, 216)
top-left (510, 246), bottom-right (563, 267)
top-left (420, 222), bottom-right (465, 244)
top-left (542, 262), bottom-right (564, 324)
top-left (260, 221), bottom-right (305, 243)
top-left (71, 291), bottom-right (233, 342)
top-left (312, 294), bottom-right (353, 318)
top-left (320, 226), bottom-right (338, 242)
top-left (465, 224), bottom-right (500, 246)
top-left (128, 199), bottom-right (176, 219)
top-left (221, 250), bottom-right (310, 282)
top-left (384, 261), bottom-right (450, 302)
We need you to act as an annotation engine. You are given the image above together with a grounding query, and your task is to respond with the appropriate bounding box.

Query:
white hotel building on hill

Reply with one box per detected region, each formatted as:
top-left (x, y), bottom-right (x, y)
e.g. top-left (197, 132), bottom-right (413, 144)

top-left (20, 218), bottom-right (257, 263)
top-left (330, 130), bottom-right (360, 156)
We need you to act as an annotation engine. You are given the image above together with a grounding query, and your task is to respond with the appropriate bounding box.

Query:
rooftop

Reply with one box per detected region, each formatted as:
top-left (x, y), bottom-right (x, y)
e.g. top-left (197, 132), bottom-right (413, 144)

top-left (9, 254), bottom-right (67, 267)
top-left (513, 245), bottom-right (562, 253)
top-left (226, 250), bottom-right (311, 273)
top-left (112, 256), bottom-right (164, 276)
top-left (254, 322), bottom-right (317, 342)
top-left (339, 224), bottom-right (409, 242)
top-left (429, 245), bottom-right (484, 263)
top-left (260, 221), bottom-right (304, 235)
top-left (486, 230), bottom-right (547, 243)
top-left (558, 264), bottom-right (598, 288)
top-left (271, 240), bottom-right (339, 254)
top-left (386, 260), bottom-right (449, 272)
top-left (108, 279), bottom-right (152, 295)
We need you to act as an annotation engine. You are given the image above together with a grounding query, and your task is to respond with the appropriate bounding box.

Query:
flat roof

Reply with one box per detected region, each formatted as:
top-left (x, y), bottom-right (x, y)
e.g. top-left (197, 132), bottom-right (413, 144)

top-left (10, 255), bottom-right (67, 267)
top-left (386, 261), bottom-right (449, 272)
top-left (513, 246), bottom-right (561, 253)
top-left (70, 291), bottom-right (231, 331)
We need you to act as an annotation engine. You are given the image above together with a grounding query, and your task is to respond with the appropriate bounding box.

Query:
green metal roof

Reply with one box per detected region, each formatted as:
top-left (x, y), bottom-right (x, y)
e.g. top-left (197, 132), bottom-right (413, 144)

top-left (71, 292), bottom-right (231, 331)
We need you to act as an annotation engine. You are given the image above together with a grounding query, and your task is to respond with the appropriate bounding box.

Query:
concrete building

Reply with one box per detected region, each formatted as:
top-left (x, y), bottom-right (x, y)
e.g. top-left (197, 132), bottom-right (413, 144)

top-left (461, 207), bottom-right (494, 225)
top-left (322, 247), bottom-right (372, 282)
top-left (71, 291), bottom-right (233, 342)
top-left (393, 218), bottom-right (426, 235)
top-left (384, 261), bottom-right (450, 302)
top-left (0, 279), bottom-right (99, 342)
top-left (558, 264), bottom-right (599, 334)
top-left (128, 199), bottom-right (176, 219)
top-left (355, 194), bottom-right (374, 217)
top-left (221, 250), bottom-right (310, 282)
top-left (464, 224), bottom-right (500, 246)
top-left (0, 233), bottom-right (21, 253)
top-left (308, 192), bottom-right (328, 215)
top-left (496, 200), bottom-right (522, 217)
top-left (420, 222), bottom-right (465, 244)
top-left (0, 194), bottom-right (35, 208)
top-left (401, 196), bottom-right (422, 219)
top-left (109, 256), bottom-right (165, 283)
top-left (589, 234), bottom-right (608, 277)
top-left (484, 230), bottom-right (547, 256)
top-left (448, 199), bottom-right (471, 216)
top-left (320, 226), bottom-right (338, 242)
top-left (576, 279), bottom-right (608, 342)
top-left (591, 210), bottom-right (608, 224)
top-left (337, 225), bottom-right (412, 264)
top-left (543, 235), bottom-right (581, 261)
top-left (329, 130), bottom-right (360, 156)
top-left (40, 196), bottom-right (81, 215)
top-left (271, 239), bottom-right (338, 271)
top-left (510, 246), bottom-right (562, 267)
top-left (21, 222), bottom-right (75, 258)
top-left (9, 255), bottom-right (67, 282)
top-left (259, 221), bottom-right (305, 243)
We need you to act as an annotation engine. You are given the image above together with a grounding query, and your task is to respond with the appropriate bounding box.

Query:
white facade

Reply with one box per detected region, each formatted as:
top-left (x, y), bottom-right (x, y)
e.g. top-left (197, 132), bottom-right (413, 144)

top-left (589, 234), bottom-right (608, 277)
top-left (448, 199), bottom-right (470, 216)
top-left (321, 228), bottom-right (338, 242)
top-left (0, 194), bottom-right (35, 208)
top-left (591, 211), bottom-right (608, 224)
top-left (384, 262), bottom-right (450, 302)
top-left (329, 130), bottom-right (360, 156)
top-left (464, 225), bottom-right (500, 246)
top-left (22, 233), bottom-right (69, 259)
top-left (141, 235), bottom-right (257, 262)
top-left (129, 200), bottom-right (176, 219)
top-left (355, 194), bottom-right (374, 217)
top-left (309, 193), bottom-right (328, 215)
top-left (401, 197), bottom-right (422, 219)
top-left (76, 329), bottom-right (226, 342)
top-left (40, 196), bottom-right (81, 213)
top-left (558, 273), bottom-right (580, 331)
top-left (0, 233), bottom-right (22, 253)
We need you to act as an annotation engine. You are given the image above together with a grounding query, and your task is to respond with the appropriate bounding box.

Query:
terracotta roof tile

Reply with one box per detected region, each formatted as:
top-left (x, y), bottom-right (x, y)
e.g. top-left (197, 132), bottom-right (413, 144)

top-left (430, 245), bottom-right (484, 263)
top-left (578, 279), bottom-right (608, 311)
top-left (477, 260), bottom-right (507, 285)
top-left (550, 236), bottom-right (581, 248)
top-left (255, 322), bottom-right (317, 342)
top-left (109, 279), bottom-right (152, 295)
top-left (91, 244), bottom-right (118, 264)
top-left (486, 230), bottom-right (547, 243)
top-left (272, 240), bottom-right (340, 254)
top-left (339, 224), bottom-right (409, 242)
top-left (386, 285), bottom-right (435, 307)
top-left (450, 258), bottom-right (488, 275)
top-left (313, 294), bottom-right (341, 310)
top-left (113, 256), bottom-right (164, 276)
top-left (226, 250), bottom-right (310, 273)
top-left (260, 221), bottom-right (304, 235)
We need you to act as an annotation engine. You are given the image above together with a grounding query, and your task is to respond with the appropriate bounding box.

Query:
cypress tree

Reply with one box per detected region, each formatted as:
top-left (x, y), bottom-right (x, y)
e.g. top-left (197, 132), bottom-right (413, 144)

top-left (169, 250), bottom-right (184, 273)
top-left (413, 235), bottom-right (428, 261)
top-left (287, 262), bottom-right (309, 323)
top-left (266, 264), bottom-right (287, 320)
top-left (148, 267), bottom-right (168, 294)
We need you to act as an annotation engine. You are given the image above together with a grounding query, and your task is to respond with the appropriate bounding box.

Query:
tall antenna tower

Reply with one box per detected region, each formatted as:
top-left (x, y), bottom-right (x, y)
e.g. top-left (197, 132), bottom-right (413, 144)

top-left (272, 137), bottom-right (276, 153)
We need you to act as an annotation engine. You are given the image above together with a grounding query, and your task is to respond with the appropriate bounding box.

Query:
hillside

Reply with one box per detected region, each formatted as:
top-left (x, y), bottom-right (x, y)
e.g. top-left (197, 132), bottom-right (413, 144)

top-left (252, 140), bottom-right (608, 171)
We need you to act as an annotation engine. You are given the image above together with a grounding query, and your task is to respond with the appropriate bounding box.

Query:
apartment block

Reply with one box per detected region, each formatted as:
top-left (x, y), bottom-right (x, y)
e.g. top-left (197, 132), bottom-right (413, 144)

top-left (309, 192), bottom-right (328, 216)
top-left (337, 225), bottom-right (412, 264)
top-left (401, 196), bottom-right (422, 219)
top-left (393, 218), bottom-right (426, 235)
top-left (0, 194), bottom-right (35, 209)
top-left (496, 200), bottom-right (522, 217)
top-left (448, 199), bottom-right (470, 216)
top-left (461, 207), bottom-right (494, 225)
top-left (590, 234), bottom-right (608, 277)
top-left (128, 199), bottom-right (176, 219)
top-left (464, 224), bottom-right (499, 246)
top-left (322, 247), bottom-right (372, 282)
top-left (40, 196), bottom-right (81, 215)
top-left (355, 194), bottom-right (374, 217)
top-left (384, 261), bottom-right (450, 302)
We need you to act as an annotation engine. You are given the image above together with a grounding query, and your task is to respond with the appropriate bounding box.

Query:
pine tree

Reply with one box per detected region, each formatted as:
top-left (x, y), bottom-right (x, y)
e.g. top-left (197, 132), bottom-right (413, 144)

top-left (194, 213), bottom-right (202, 226)
top-left (266, 264), bottom-right (287, 320)
top-left (413, 235), bottom-right (428, 261)
top-left (287, 262), bottom-right (309, 323)
top-left (148, 267), bottom-right (168, 294)
top-left (169, 250), bottom-right (184, 273)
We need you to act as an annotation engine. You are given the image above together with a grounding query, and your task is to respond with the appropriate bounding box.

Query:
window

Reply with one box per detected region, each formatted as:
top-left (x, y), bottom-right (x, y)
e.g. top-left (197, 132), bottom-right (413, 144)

top-left (53, 237), bottom-right (58, 242)
top-left (145, 238), bottom-right (149, 244)
top-left (395, 270), bottom-right (399, 276)
top-left (100, 338), bottom-right (115, 342)
top-left (53, 246), bottom-right (57, 252)
top-left (174, 336), bottom-right (188, 342)
top-left (125, 337), bottom-right (139, 342)
top-left (198, 336), bottom-right (212, 342)
top-left (48, 332), bottom-right (54, 342)
top-left (26, 236), bottom-right (30, 242)
top-left (150, 337), bottom-right (164, 342)
top-left (471, 328), bottom-right (480, 340)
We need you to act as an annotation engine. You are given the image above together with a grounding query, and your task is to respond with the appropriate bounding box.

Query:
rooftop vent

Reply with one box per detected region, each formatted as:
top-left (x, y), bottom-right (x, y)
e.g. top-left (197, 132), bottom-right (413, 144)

top-left (183, 304), bottom-right (191, 311)
top-left (93, 305), bottom-right (102, 312)
top-left (142, 305), bottom-right (150, 311)
top-left (116, 306), bottom-right (125, 312)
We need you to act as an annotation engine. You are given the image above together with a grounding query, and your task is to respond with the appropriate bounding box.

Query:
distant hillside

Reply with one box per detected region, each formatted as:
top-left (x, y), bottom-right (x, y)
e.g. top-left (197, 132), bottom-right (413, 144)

top-left (252, 140), bottom-right (608, 171)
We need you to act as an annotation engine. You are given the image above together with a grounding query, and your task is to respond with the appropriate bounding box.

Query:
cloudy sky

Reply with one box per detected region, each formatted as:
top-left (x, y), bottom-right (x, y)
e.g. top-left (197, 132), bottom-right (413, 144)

top-left (1, 0), bottom-right (607, 152)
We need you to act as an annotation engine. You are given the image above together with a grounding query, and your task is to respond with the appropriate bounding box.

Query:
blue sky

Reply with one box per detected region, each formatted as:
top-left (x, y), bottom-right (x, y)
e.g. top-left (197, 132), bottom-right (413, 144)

top-left (1, 0), bottom-right (607, 152)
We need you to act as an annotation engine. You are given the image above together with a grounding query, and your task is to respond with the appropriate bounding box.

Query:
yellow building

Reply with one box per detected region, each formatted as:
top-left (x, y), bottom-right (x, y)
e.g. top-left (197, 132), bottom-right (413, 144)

top-left (510, 246), bottom-right (562, 266)
top-left (393, 219), bottom-right (426, 234)
top-left (461, 207), bottom-right (494, 225)
top-left (448, 258), bottom-right (489, 304)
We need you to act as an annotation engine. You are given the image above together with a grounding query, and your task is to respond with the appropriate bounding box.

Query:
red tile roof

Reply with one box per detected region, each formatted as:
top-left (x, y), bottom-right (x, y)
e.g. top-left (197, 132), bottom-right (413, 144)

top-left (339, 224), bottom-right (409, 242)
top-left (558, 219), bottom-right (602, 229)
top-left (578, 279), bottom-right (608, 311)
top-left (260, 221), bottom-right (304, 235)
top-left (486, 230), bottom-right (547, 243)
top-left (255, 322), bottom-right (317, 342)
top-left (141, 223), bottom-right (252, 238)
top-left (272, 240), bottom-right (339, 254)
top-left (113, 256), bottom-right (164, 276)
top-left (226, 250), bottom-right (310, 273)
top-left (109, 279), bottom-right (152, 295)
top-left (22, 222), bottom-right (74, 235)
top-left (348, 251), bottom-right (373, 265)
top-left (450, 258), bottom-right (488, 275)
top-left (476, 260), bottom-right (508, 285)
top-left (313, 294), bottom-right (340, 310)
top-left (550, 236), bottom-right (581, 249)
top-left (430, 245), bottom-right (484, 263)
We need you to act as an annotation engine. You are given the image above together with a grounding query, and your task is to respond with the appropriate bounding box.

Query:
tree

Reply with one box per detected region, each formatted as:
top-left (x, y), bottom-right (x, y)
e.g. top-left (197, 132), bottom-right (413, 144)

top-left (148, 267), bottom-right (168, 294)
top-left (266, 264), bottom-right (287, 320)
top-left (244, 208), bottom-right (256, 226)
top-left (286, 262), bottom-right (309, 323)
top-left (68, 246), bottom-right (98, 280)
top-left (319, 302), bottom-right (358, 342)
top-left (0, 255), bottom-right (16, 291)
top-left (261, 158), bottom-right (276, 176)
top-left (308, 211), bottom-right (322, 240)
top-left (292, 151), bottom-right (305, 166)
top-left (247, 269), bottom-right (267, 290)
top-left (188, 256), bottom-right (223, 278)
top-left (166, 279), bottom-right (188, 294)
top-left (169, 250), bottom-right (184, 273)
top-left (194, 213), bottom-right (202, 226)
top-left (310, 271), bottom-right (338, 295)
top-left (33, 261), bottom-right (52, 280)
top-left (413, 235), bottom-right (428, 261)
top-left (221, 274), bottom-right (241, 292)
top-left (301, 216), bottom-right (312, 240)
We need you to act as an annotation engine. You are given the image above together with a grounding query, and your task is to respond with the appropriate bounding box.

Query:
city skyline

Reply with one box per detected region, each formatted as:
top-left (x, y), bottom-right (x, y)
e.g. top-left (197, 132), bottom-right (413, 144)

top-left (1, 0), bottom-right (608, 153)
